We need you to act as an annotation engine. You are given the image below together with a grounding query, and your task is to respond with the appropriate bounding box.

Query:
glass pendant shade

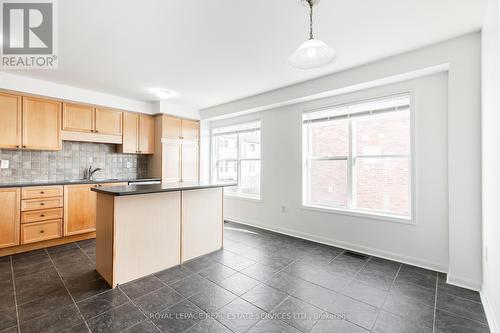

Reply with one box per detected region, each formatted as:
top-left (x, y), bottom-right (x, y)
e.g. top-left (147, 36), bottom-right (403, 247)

top-left (289, 38), bottom-right (336, 69)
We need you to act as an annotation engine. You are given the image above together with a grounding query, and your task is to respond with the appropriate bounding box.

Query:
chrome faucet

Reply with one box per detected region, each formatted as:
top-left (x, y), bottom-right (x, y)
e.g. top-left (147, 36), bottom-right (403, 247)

top-left (86, 166), bottom-right (102, 181)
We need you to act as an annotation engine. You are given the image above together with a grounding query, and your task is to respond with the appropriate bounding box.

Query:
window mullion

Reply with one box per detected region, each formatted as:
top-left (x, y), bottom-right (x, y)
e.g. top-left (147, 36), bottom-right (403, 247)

top-left (236, 134), bottom-right (240, 193)
top-left (347, 117), bottom-right (354, 210)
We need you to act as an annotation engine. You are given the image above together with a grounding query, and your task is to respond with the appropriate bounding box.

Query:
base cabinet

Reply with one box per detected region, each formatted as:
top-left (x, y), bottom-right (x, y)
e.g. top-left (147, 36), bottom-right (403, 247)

top-left (64, 184), bottom-right (97, 236)
top-left (0, 188), bottom-right (20, 249)
top-left (21, 219), bottom-right (62, 244)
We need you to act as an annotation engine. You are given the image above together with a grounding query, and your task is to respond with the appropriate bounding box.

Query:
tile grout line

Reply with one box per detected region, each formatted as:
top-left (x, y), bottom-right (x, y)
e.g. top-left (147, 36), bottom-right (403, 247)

top-left (116, 281), bottom-right (165, 333)
top-left (432, 272), bottom-right (438, 333)
top-left (45, 248), bottom-right (92, 333)
top-left (74, 241), bottom-right (96, 263)
top-left (371, 263), bottom-right (403, 331)
top-left (9, 256), bottom-right (21, 333)
top-left (211, 244), bottom-right (322, 333)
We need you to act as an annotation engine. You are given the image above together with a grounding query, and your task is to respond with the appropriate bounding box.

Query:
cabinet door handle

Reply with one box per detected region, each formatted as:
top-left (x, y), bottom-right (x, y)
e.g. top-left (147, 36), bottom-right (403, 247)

top-left (40, 203), bottom-right (45, 206)
top-left (40, 230), bottom-right (45, 234)
top-left (95, 130), bottom-right (99, 133)
top-left (22, 145), bottom-right (26, 148)
top-left (16, 145), bottom-right (20, 148)
top-left (40, 214), bottom-right (45, 217)
top-left (40, 191), bottom-right (45, 194)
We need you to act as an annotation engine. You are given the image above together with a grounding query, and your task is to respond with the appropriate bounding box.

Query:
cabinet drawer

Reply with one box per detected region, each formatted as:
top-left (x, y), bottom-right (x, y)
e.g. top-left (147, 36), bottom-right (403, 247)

top-left (21, 197), bottom-right (63, 211)
top-left (22, 186), bottom-right (63, 199)
top-left (21, 219), bottom-right (62, 244)
top-left (21, 208), bottom-right (63, 224)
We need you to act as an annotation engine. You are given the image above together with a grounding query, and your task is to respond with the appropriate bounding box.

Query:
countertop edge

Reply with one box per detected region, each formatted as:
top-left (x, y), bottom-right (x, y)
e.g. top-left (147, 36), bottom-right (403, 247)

top-left (91, 183), bottom-right (238, 196)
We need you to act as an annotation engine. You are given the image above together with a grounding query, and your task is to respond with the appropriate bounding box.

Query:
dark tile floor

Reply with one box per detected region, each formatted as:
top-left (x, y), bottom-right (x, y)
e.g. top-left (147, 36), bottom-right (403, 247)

top-left (0, 221), bottom-right (490, 333)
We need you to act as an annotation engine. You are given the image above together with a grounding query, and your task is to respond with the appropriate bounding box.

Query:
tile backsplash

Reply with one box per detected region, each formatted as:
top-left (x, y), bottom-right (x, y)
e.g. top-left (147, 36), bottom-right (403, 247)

top-left (0, 141), bottom-right (149, 184)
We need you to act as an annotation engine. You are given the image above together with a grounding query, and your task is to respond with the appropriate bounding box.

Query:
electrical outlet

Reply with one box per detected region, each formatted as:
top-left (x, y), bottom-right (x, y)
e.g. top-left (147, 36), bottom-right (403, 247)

top-left (0, 160), bottom-right (9, 169)
top-left (126, 162), bottom-right (131, 168)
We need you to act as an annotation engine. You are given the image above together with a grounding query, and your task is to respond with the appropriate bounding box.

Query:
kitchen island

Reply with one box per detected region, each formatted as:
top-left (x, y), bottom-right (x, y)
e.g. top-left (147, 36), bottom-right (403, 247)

top-left (91, 181), bottom-right (236, 287)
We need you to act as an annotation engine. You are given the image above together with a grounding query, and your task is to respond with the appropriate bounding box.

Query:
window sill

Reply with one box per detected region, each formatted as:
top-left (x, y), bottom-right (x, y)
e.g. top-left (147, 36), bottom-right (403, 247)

top-left (224, 193), bottom-right (262, 203)
top-left (301, 204), bottom-right (414, 225)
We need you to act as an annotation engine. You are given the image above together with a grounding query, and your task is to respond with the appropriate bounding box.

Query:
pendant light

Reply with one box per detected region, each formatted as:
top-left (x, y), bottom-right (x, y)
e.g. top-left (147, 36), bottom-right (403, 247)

top-left (289, 0), bottom-right (336, 69)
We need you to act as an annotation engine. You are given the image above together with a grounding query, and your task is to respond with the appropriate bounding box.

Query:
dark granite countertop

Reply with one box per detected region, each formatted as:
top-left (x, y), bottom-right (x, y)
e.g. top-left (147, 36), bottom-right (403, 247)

top-left (0, 178), bottom-right (161, 188)
top-left (91, 181), bottom-right (237, 196)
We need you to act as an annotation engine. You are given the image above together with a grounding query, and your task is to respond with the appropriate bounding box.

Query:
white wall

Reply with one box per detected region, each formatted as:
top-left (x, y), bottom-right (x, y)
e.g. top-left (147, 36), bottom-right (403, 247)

top-left (212, 74), bottom-right (450, 272)
top-left (0, 72), bottom-right (154, 113)
top-left (481, 0), bottom-right (500, 331)
top-left (202, 33), bottom-right (482, 289)
top-left (155, 100), bottom-right (201, 120)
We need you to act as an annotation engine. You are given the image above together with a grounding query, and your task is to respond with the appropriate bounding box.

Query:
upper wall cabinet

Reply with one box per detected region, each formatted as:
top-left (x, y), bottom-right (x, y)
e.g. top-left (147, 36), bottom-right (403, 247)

top-left (62, 104), bottom-right (123, 144)
top-left (0, 94), bottom-right (61, 150)
top-left (139, 114), bottom-right (155, 154)
top-left (63, 103), bottom-right (94, 133)
top-left (22, 97), bottom-right (62, 151)
top-left (95, 108), bottom-right (122, 135)
top-left (0, 92), bottom-right (22, 149)
top-left (118, 113), bottom-right (154, 154)
top-left (162, 116), bottom-right (199, 141)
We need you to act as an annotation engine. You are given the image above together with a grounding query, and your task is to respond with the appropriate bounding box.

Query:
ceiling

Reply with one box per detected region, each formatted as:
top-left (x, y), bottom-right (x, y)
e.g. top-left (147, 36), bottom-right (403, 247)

top-left (2, 0), bottom-right (488, 109)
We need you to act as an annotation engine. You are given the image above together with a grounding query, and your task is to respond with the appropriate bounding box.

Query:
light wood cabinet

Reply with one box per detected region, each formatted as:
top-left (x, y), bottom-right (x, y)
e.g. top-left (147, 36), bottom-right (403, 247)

top-left (162, 142), bottom-right (182, 182)
top-left (0, 92), bottom-right (22, 149)
top-left (181, 143), bottom-right (199, 181)
top-left (162, 116), bottom-right (199, 141)
top-left (161, 141), bottom-right (199, 182)
top-left (62, 103), bottom-right (94, 133)
top-left (21, 219), bottom-right (62, 244)
top-left (181, 119), bottom-right (199, 141)
top-left (22, 208), bottom-right (63, 224)
top-left (21, 197), bottom-right (64, 211)
top-left (163, 116), bottom-right (182, 140)
top-left (139, 115), bottom-right (155, 154)
top-left (64, 184), bottom-right (97, 236)
top-left (0, 188), bottom-right (20, 249)
top-left (150, 115), bottom-right (200, 182)
top-left (22, 185), bottom-right (63, 199)
top-left (61, 103), bottom-right (123, 144)
top-left (121, 112), bottom-right (139, 153)
top-left (119, 112), bottom-right (154, 154)
top-left (22, 97), bottom-right (62, 150)
top-left (95, 108), bottom-right (122, 135)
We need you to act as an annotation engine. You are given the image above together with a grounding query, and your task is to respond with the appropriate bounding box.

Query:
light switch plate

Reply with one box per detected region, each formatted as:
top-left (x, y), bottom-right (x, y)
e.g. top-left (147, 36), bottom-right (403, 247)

top-left (0, 160), bottom-right (9, 169)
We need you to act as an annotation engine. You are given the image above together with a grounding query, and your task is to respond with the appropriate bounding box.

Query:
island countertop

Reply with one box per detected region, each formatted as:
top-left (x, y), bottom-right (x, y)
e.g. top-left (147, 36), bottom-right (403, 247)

top-left (91, 181), bottom-right (237, 196)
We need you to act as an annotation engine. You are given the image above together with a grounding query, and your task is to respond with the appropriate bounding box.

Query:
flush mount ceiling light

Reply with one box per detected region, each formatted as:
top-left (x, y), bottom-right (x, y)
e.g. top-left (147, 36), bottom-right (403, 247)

top-left (289, 0), bottom-right (336, 69)
top-left (149, 88), bottom-right (172, 100)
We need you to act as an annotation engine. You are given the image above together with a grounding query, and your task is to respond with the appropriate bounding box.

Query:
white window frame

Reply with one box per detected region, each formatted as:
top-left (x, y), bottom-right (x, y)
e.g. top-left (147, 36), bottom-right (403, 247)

top-left (211, 121), bottom-right (262, 200)
top-left (302, 93), bottom-right (414, 224)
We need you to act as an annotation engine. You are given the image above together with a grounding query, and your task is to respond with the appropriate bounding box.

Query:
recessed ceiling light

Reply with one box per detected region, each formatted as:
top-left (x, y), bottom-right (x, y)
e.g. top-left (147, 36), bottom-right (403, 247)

top-left (149, 88), bottom-right (172, 100)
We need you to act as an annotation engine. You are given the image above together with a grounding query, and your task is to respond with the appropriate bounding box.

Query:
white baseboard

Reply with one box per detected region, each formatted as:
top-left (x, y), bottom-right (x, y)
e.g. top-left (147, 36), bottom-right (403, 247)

top-left (447, 275), bottom-right (481, 291)
top-left (225, 216), bottom-right (448, 274)
top-left (480, 290), bottom-right (499, 333)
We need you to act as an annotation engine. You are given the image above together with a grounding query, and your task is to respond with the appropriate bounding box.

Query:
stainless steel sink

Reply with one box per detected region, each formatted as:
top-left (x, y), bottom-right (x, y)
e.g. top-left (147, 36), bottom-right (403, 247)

top-left (67, 179), bottom-right (86, 183)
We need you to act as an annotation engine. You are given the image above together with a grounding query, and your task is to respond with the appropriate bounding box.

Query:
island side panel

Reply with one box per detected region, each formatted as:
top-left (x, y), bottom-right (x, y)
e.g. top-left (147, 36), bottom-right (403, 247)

top-left (114, 191), bottom-right (181, 285)
top-left (181, 187), bottom-right (223, 262)
top-left (95, 193), bottom-right (116, 287)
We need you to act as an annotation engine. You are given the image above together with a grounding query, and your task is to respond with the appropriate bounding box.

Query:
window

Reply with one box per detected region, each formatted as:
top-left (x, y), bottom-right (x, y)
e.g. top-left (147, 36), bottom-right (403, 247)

top-left (212, 121), bottom-right (261, 199)
top-left (303, 95), bottom-right (411, 219)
